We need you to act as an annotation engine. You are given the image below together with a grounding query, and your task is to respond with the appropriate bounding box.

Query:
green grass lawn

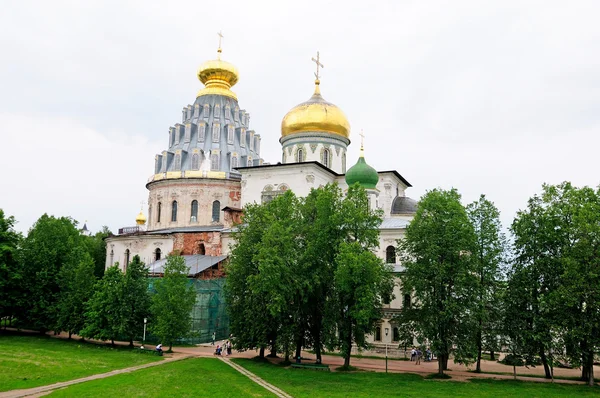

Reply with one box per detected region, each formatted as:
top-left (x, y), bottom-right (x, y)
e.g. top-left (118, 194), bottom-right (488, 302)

top-left (234, 358), bottom-right (600, 398)
top-left (0, 334), bottom-right (161, 392)
top-left (49, 358), bottom-right (274, 397)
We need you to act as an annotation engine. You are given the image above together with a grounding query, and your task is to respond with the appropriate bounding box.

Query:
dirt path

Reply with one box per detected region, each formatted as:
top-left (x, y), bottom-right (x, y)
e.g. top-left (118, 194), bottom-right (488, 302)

top-left (220, 357), bottom-right (293, 398)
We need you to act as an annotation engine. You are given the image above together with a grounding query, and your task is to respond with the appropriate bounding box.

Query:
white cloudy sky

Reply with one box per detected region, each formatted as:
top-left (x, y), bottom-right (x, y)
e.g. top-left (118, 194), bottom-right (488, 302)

top-left (1, 0), bottom-right (599, 233)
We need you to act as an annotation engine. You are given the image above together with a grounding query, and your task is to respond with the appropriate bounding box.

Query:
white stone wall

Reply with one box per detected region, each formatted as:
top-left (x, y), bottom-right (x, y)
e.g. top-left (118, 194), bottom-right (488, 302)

top-left (376, 174), bottom-right (409, 217)
top-left (146, 178), bottom-right (242, 231)
top-left (105, 235), bottom-right (174, 272)
top-left (239, 163), bottom-right (337, 207)
top-left (281, 137), bottom-right (348, 175)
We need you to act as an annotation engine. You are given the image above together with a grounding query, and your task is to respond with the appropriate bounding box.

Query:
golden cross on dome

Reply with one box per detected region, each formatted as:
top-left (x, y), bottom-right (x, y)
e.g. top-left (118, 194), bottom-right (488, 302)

top-left (217, 31), bottom-right (224, 58)
top-left (359, 129), bottom-right (365, 149)
top-left (311, 51), bottom-right (324, 81)
top-left (140, 200), bottom-right (145, 210)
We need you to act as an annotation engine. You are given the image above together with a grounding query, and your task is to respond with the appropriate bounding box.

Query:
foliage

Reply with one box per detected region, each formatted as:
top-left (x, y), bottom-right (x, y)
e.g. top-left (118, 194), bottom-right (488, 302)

top-left (56, 247), bottom-right (96, 337)
top-left (398, 188), bottom-right (478, 375)
top-left (20, 214), bottom-right (83, 332)
top-left (150, 254), bottom-right (196, 351)
top-left (0, 209), bottom-right (23, 323)
top-left (81, 265), bottom-right (125, 344)
top-left (0, 334), bottom-right (159, 392)
top-left (121, 255), bottom-right (151, 347)
top-left (82, 226), bottom-right (112, 278)
top-left (466, 195), bottom-right (507, 372)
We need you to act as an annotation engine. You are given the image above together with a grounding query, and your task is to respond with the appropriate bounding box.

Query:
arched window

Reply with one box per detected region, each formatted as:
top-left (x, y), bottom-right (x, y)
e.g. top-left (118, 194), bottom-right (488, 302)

top-left (227, 125), bottom-right (234, 144)
top-left (297, 148), bottom-right (304, 162)
top-left (171, 201), bottom-right (178, 222)
top-left (154, 248), bottom-right (161, 261)
top-left (157, 202), bottom-right (162, 223)
top-left (211, 154), bottom-right (219, 171)
top-left (231, 155), bottom-right (238, 170)
top-left (198, 123), bottom-right (205, 142)
top-left (110, 250), bottom-right (114, 266)
top-left (124, 249), bottom-right (130, 266)
top-left (247, 157), bottom-right (253, 167)
top-left (198, 243), bottom-right (206, 255)
top-left (323, 149), bottom-right (330, 168)
top-left (342, 153), bottom-right (346, 173)
top-left (191, 153), bottom-right (200, 170)
top-left (403, 294), bottom-right (411, 309)
top-left (190, 200), bottom-right (198, 222)
top-left (212, 123), bottom-right (220, 142)
top-left (212, 200), bottom-right (221, 222)
top-left (386, 246), bottom-right (396, 264)
top-left (375, 326), bottom-right (381, 341)
top-left (393, 327), bottom-right (399, 342)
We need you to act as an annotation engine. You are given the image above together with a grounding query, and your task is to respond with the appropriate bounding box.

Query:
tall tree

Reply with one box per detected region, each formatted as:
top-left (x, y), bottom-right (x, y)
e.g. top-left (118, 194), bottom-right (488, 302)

top-left (81, 265), bottom-right (125, 345)
top-left (83, 226), bottom-right (112, 278)
top-left (121, 255), bottom-right (151, 347)
top-left (150, 254), bottom-right (196, 351)
top-left (467, 195), bottom-right (506, 372)
top-left (56, 247), bottom-right (96, 338)
top-left (0, 209), bottom-right (23, 326)
top-left (20, 214), bottom-right (82, 332)
top-left (398, 188), bottom-right (478, 375)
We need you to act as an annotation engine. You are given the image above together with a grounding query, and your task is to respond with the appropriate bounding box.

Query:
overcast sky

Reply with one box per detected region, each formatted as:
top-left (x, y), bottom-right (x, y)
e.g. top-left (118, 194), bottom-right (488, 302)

top-left (1, 0), bottom-right (599, 234)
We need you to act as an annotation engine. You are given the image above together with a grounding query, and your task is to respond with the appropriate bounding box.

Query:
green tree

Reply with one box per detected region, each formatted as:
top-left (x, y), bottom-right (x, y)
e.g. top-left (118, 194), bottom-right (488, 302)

top-left (81, 265), bottom-right (125, 345)
top-left (0, 209), bottom-right (23, 326)
top-left (20, 214), bottom-right (82, 332)
top-left (83, 226), bottom-right (112, 278)
top-left (467, 195), bottom-right (506, 372)
top-left (150, 254), bottom-right (196, 351)
top-left (56, 247), bottom-right (96, 338)
top-left (398, 188), bottom-right (478, 375)
top-left (122, 255), bottom-right (151, 347)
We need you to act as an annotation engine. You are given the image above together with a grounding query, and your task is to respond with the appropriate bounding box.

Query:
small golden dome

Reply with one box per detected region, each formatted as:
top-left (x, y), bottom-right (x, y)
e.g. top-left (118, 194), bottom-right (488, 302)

top-left (281, 81), bottom-right (350, 139)
top-left (197, 49), bottom-right (239, 100)
top-left (135, 210), bottom-right (147, 225)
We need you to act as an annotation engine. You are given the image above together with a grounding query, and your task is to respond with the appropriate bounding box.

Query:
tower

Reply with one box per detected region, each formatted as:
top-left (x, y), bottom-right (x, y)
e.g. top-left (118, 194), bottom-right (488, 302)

top-left (280, 52), bottom-right (350, 173)
top-left (345, 131), bottom-right (380, 210)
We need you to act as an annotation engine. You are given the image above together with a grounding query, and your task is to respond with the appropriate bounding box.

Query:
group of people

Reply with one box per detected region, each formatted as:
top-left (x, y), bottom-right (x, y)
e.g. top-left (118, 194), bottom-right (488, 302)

top-left (410, 347), bottom-right (432, 364)
top-left (214, 340), bottom-right (232, 356)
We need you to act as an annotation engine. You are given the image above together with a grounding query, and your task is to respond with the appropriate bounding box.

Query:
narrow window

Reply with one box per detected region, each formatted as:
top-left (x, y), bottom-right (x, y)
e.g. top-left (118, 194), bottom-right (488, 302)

top-left (234, 106), bottom-right (239, 121)
top-left (190, 200), bottom-right (198, 222)
top-left (323, 149), bottom-right (330, 168)
top-left (212, 123), bottom-right (220, 143)
top-left (342, 153), bottom-right (346, 173)
top-left (255, 137), bottom-right (260, 154)
top-left (211, 154), bottom-right (219, 171)
top-left (240, 129), bottom-right (246, 147)
top-left (227, 125), bottom-right (234, 144)
top-left (298, 148), bottom-right (304, 162)
top-left (386, 246), bottom-right (396, 264)
top-left (198, 243), bottom-right (206, 255)
top-left (203, 104), bottom-right (210, 117)
top-left (198, 123), bottom-right (205, 142)
top-left (110, 250), bottom-right (114, 266)
top-left (393, 327), bottom-right (399, 342)
top-left (174, 154), bottom-right (182, 171)
top-left (125, 249), bottom-right (130, 266)
top-left (212, 200), bottom-right (221, 222)
top-left (155, 248), bottom-right (161, 261)
top-left (247, 157), bottom-right (253, 167)
top-left (375, 326), bottom-right (381, 341)
top-left (231, 155), bottom-right (238, 170)
top-left (403, 294), bottom-right (411, 309)
top-left (225, 104), bottom-right (231, 120)
top-left (157, 202), bottom-right (162, 223)
top-left (171, 201), bottom-right (178, 222)
top-left (214, 104), bottom-right (220, 119)
top-left (191, 153), bottom-right (200, 170)
top-left (184, 124), bottom-right (191, 142)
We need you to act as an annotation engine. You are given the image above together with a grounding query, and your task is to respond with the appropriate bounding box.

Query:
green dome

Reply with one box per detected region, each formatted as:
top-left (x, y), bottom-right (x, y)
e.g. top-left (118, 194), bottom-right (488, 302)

top-left (345, 154), bottom-right (379, 189)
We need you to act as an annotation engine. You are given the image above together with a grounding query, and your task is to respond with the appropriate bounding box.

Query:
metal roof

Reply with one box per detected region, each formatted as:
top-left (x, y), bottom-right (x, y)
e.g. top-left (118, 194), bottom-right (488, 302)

top-left (148, 254), bottom-right (228, 276)
top-left (380, 218), bottom-right (410, 229)
top-left (147, 225), bottom-right (225, 234)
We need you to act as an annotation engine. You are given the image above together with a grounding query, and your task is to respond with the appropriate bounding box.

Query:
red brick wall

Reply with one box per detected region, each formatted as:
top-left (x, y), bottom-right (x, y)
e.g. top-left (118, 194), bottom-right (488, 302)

top-left (172, 231), bottom-right (222, 256)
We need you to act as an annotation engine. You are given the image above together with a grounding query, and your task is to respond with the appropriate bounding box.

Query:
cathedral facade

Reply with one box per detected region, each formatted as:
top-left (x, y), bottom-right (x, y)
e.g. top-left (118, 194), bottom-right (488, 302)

top-left (106, 45), bottom-right (418, 350)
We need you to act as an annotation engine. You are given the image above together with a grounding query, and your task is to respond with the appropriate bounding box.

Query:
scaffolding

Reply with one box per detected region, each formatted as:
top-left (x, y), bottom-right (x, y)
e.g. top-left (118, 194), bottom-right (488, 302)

top-left (147, 277), bottom-right (229, 345)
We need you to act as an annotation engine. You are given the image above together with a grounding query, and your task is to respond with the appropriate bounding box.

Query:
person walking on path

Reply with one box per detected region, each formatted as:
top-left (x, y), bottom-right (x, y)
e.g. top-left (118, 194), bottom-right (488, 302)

top-left (212, 332), bottom-right (216, 345)
top-left (410, 347), bottom-right (416, 361)
top-left (415, 348), bottom-right (422, 365)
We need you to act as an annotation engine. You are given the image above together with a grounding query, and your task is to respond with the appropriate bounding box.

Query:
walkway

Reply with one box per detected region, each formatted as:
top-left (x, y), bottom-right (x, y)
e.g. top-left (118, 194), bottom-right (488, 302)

top-left (220, 357), bottom-right (294, 398)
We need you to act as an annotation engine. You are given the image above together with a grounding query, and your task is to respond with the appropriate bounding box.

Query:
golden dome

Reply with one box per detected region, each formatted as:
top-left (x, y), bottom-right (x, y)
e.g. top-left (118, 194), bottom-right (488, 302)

top-left (281, 80), bottom-right (350, 139)
top-left (197, 49), bottom-right (239, 100)
top-left (135, 210), bottom-right (147, 225)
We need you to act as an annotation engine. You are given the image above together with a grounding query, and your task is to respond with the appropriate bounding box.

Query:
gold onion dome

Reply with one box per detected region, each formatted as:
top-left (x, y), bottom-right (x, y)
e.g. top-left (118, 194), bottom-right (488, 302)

top-left (281, 80), bottom-right (350, 139)
top-left (197, 48), bottom-right (239, 100)
top-left (135, 210), bottom-right (147, 225)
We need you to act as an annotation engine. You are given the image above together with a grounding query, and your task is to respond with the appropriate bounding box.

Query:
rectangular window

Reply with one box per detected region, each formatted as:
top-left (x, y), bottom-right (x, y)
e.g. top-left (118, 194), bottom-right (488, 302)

top-left (194, 104), bottom-right (200, 118)
top-left (214, 104), bottom-right (220, 119)
top-left (198, 123), bottom-right (205, 142)
top-left (212, 123), bottom-right (220, 143)
top-left (227, 125), bottom-right (234, 144)
top-left (203, 104), bottom-right (210, 118)
top-left (240, 128), bottom-right (246, 147)
top-left (234, 107), bottom-right (239, 121)
top-left (184, 124), bottom-right (191, 143)
top-left (225, 104), bottom-right (231, 120)
top-left (249, 132), bottom-right (254, 151)
top-left (174, 125), bottom-right (181, 145)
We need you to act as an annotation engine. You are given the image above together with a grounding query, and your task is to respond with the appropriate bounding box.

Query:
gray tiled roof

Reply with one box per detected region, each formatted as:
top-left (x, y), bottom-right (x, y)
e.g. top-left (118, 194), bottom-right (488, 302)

top-left (148, 254), bottom-right (228, 276)
top-left (391, 196), bottom-right (418, 215)
top-left (380, 218), bottom-right (410, 229)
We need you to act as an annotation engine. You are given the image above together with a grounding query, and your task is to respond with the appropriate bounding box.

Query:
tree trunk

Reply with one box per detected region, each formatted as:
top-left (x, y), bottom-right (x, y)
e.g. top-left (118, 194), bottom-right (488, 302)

top-left (588, 354), bottom-right (594, 387)
top-left (490, 350), bottom-right (495, 361)
top-left (343, 327), bottom-right (353, 368)
top-left (168, 343), bottom-right (173, 352)
top-left (475, 327), bottom-right (482, 373)
top-left (295, 338), bottom-right (302, 361)
top-left (259, 347), bottom-right (265, 359)
top-left (129, 339), bottom-right (134, 348)
top-left (582, 365), bottom-right (590, 382)
top-left (513, 364), bottom-right (517, 380)
top-left (314, 332), bottom-right (322, 364)
top-left (111, 339), bottom-right (115, 346)
top-left (539, 349), bottom-right (551, 379)
top-left (68, 332), bottom-right (72, 340)
top-left (438, 354), bottom-right (445, 375)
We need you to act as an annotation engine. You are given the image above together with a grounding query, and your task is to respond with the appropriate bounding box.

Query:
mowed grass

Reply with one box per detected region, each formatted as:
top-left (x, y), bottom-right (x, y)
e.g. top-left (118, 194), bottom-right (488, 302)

top-left (0, 334), bottom-right (160, 392)
top-left (49, 358), bottom-right (274, 397)
top-left (234, 359), bottom-right (600, 398)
